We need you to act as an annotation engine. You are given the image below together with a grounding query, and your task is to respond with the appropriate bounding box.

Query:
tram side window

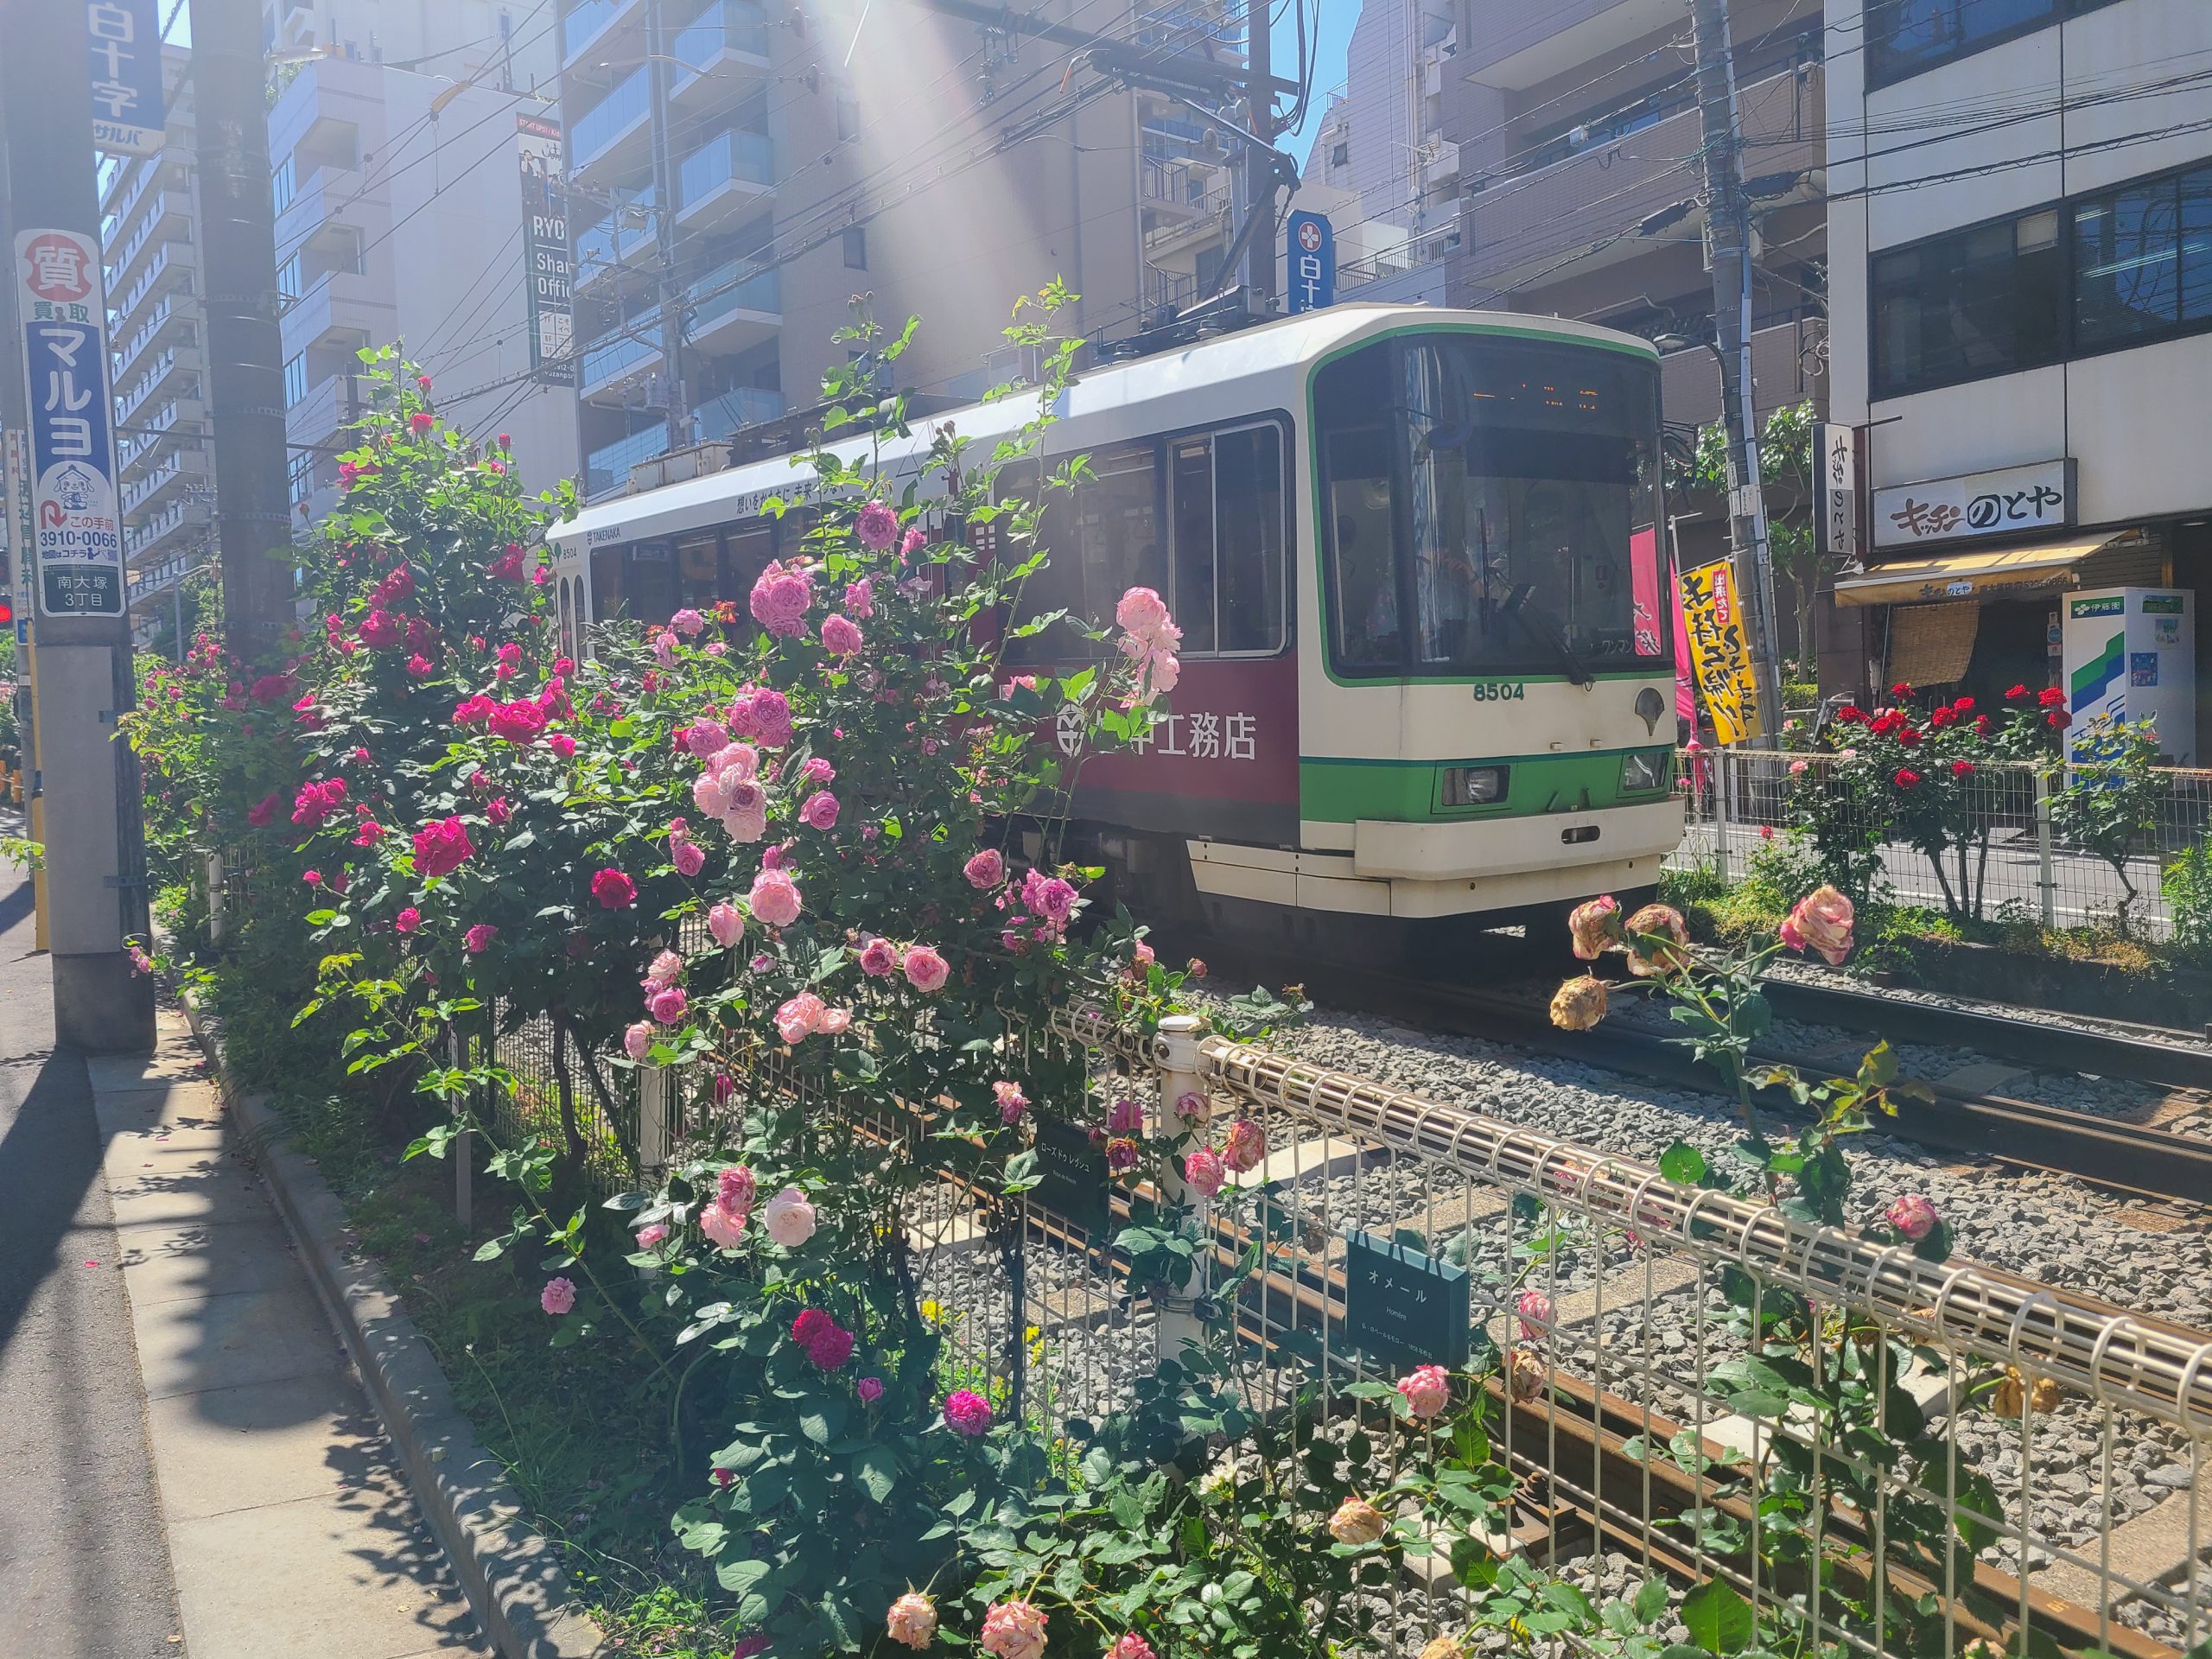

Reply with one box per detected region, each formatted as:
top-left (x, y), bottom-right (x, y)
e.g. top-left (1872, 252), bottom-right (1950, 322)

top-left (1325, 425), bottom-right (1400, 672)
top-left (1213, 425), bottom-right (1285, 653)
top-left (728, 523), bottom-right (774, 597)
top-left (1077, 442), bottom-right (1164, 620)
top-left (1169, 438), bottom-right (1216, 652)
top-left (677, 531), bottom-right (722, 609)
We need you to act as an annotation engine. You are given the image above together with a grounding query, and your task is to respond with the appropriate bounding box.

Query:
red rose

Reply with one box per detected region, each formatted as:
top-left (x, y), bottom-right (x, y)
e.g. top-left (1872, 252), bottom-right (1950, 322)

top-left (1951, 760), bottom-right (1975, 776)
top-left (1890, 682), bottom-right (1914, 700)
top-left (2005, 683), bottom-right (2030, 701)
top-left (1952, 696), bottom-right (1974, 713)
top-left (1834, 705), bottom-right (1863, 725)
top-left (590, 868), bottom-right (637, 910)
top-left (1974, 715), bottom-right (1992, 735)
top-left (1893, 767), bottom-right (1922, 789)
top-left (2046, 709), bottom-right (2068, 728)
top-left (1895, 727), bottom-right (1921, 747)
top-left (2037, 686), bottom-right (2065, 708)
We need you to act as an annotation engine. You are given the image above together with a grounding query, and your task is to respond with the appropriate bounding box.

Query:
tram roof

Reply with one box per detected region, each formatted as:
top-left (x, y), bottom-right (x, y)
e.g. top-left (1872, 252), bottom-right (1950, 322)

top-left (548, 304), bottom-right (1656, 555)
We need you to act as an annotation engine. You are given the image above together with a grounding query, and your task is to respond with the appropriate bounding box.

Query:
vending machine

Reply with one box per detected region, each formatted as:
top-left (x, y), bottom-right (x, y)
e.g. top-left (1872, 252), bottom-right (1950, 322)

top-left (2060, 587), bottom-right (2196, 765)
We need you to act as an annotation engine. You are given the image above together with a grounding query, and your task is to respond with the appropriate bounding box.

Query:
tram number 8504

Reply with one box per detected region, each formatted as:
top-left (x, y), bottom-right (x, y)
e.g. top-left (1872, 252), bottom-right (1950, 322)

top-left (1470, 682), bottom-right (1526, 702)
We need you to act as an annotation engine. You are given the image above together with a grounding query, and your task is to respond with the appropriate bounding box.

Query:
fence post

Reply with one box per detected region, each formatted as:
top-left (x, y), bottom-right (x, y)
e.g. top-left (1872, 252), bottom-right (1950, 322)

top-left (449, 1027), bottom-right (474, 1231)
top-left (1154, 1014), bottom-right (1211, 1363)
top-left (639, 1065), bottom-right (671, 1175)
top-left (1714, 748), bottom-right (1732, 887)
top-left (205, 851), bottom-right (225, 945)
top-left (2035, 766), bottom-right (2057, 931)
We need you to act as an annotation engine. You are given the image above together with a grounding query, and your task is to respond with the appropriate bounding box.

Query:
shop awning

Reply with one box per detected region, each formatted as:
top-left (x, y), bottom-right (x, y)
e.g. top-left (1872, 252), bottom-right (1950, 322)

top-left (1831, 536), bottom-right (2118, 607)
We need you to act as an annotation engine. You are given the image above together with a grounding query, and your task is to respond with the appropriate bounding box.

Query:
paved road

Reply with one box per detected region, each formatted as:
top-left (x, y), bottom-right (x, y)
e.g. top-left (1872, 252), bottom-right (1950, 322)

top-left (0, 859), bottom-right (187, 1654)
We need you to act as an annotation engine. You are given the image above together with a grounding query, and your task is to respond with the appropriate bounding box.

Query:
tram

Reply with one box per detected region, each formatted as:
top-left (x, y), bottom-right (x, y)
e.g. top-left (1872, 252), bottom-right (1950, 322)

top-left (544, 303), bottom-right (1685, 952)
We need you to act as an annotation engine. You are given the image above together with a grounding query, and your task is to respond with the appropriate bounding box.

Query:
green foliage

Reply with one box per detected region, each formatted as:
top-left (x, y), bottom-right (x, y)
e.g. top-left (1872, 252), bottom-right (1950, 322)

top-left (2164, 839), bottom-right (2212, 965)
top-left (2051, 714), bottom-right (2165, 930)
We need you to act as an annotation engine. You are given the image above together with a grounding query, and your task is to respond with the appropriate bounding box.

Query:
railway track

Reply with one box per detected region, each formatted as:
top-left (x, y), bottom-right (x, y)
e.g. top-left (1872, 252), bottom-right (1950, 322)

top-left (1176, 937), bottom-right (2212, 1205)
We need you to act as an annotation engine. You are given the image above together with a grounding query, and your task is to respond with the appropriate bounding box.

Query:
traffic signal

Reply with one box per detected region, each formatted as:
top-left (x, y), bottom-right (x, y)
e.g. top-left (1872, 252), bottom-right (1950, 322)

top-left (0, 598), bottom-right (14, 626)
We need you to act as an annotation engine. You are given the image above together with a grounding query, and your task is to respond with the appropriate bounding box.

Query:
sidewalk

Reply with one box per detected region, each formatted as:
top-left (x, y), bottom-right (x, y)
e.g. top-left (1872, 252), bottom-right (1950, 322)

top-left (0, 863), bottom-right (486, 1658)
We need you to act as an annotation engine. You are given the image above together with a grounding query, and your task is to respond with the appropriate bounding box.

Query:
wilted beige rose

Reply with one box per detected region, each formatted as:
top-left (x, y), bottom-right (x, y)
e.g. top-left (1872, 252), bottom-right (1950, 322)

top-left (1327, 1496), bottom-right (1389, 1545)
top-left (1549, 975), bottom-right (1609, 1032)
top-left (1622, 904), bottom-right (1691, 977)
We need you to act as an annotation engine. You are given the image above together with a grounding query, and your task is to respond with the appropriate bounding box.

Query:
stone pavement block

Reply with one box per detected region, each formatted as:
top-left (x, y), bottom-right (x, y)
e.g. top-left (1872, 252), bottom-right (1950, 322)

top-left (84, 1046), bottom-right (213, 1093)
top-left (130, 1274), bottom-right (348, 1401)
top-left (112, 1209), bottom-right (299, 1306)
top-left (143, 1367), bottom-right (392, 1521)
top-left (167, 1488), bottom-right (487, 1659)
top-left (88, 1076), bottom-right (229, 1138)
top-left (105, 1144), bottom-right (270, 1229)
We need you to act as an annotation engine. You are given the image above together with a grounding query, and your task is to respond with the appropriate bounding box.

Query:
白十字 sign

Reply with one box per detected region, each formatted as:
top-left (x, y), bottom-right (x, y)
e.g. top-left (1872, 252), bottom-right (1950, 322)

top-left (15, 229), bottom-right (124, 619)
top-left (1286, 212), bottom-right (1335, 314)
top-left (1872, 459), bottom-right (2074, 550)
top-left (89, 0), bottom-right (166, 157)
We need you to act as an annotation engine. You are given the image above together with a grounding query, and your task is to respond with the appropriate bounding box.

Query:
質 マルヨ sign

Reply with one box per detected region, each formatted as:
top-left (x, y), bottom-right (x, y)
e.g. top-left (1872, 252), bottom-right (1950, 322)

top-left (15, 228), bottom-right (124, 619)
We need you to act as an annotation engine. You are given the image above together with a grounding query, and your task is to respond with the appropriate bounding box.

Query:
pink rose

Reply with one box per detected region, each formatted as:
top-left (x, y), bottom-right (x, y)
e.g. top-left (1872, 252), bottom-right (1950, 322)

top-left (902, 944), bottom-right (950, 993)
top-left (856, 1375), bottom-right (886, 1404)
top-left (643, 950), bottom-right (683, 990)
top-left (591, 867), bottom-right (637, 910)
top-left (395, 906), bottom-right (422, 934)
top-left (1886, 1192), bottom-right (1938, 1241)
top-left (699, 1200), bottom-right (746, 1249)
top-left (980, 1598), bottom-right (1046, 1659)
top-left (412, 817), bottom-right (474, 879)
top-left (671, 607), bottom-right (706, 638)
top-left (844, 577), bottom-right (874, 619)
top-left (1516, 1289), bottom-right (1554, 1340)
top-left (943, 1388), bottom-right (993, 1437)
top-left (717, 1164), bottom-right (755, 1218)
top-left (1182, 1148), bottom-right (1225, 1198)
top-left (800, 791), bottom-right (840, 831)
top-left (1108, 1096), bottom-right (1142, 1134)
top-left (855, 499), bottom-right (899, 551)
top-left (649, 986), bottom-right (689, 1025)
top-left (1396, 1363), bottom-right (1450, 1421)
top-left (994, 1080), bottom-right (1028, 1125)
top-left (1115, 586), bottom-right (1171, 639)
top-left (775, 992), bottom-right (826, 1045)
top-left (855, 937), bottom-right (896, 977)
top-left (1173, 1088), bottom-right (1209, 1126)
top-left (750, 868), bottom-right (803, 928)
top-left (635, 1223), bottom-right (670, 1249)
top-left (673, 841), bottom-right (706, 877)
top-left (820, 613), bottom-right (863, 658)
top-left (899, 526), bottom-right (925, 558)
top-left (1567, 894), bottom-right (1620, 961)
top-left (550, 733), bottom-right (577, 760)
top-left (761, 1185), bottom-right (816, 1247)
top-left (623, 1021), bottom-right (652, 1060)
top-left (708, 901), bottom-right (745, 948)
top-left (885, 1592), bottom-right (936, 1649)
top-left (1108, 1636), bottom-right (1157, 1659)
top-left (1221, 1117), bottom-right (1267, 1174)
top-left (748, 561), bottom-right (814, 638)
top-left (1780, 886), bottom-right (1855, 965)
top-left (540, 1277), bottom-right (576, 1315)
top-left (463, 924), bottom-right (498, 954)
top-left (963, 848), bottom-right (1005, 889)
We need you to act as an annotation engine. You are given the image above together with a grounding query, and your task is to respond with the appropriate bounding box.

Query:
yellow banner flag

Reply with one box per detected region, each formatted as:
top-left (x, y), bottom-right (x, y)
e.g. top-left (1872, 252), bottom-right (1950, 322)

top-left (1679, 560), bottom-right (1764, 745)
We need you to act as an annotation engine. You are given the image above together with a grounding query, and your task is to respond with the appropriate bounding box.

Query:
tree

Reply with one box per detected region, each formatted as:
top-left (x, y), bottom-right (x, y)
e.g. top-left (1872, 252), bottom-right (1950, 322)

top-left (1678, 401), bottom-right (1822, 683)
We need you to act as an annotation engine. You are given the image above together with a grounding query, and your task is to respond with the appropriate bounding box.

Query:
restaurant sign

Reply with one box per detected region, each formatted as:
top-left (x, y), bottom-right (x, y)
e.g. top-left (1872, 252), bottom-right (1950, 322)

top-left (1872, 458), bottom-right (2075, 550)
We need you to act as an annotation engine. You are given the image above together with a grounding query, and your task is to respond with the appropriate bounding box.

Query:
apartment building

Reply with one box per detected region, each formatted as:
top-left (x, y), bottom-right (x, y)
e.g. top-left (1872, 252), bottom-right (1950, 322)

top-left (103, 45), bottom-right (212, 653)
top-left (556, 0), bottom-right (1243, 505)
top-left (268, 52), bottom-right (575, 527)
top-left (1823, 0), bottom-right (2212, 751)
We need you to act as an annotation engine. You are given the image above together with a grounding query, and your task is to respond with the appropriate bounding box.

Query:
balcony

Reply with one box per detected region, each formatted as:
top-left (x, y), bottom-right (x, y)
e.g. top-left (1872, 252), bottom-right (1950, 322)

top-left (117, 347), bottom-right (197, 429)
top-left (104, 189), bottom-right (193, 302)
top-left (121, 448), bottom-right (210, 522)
top-left (119, 396), bottom-right (207, 479)
top-left (573, 188), bottom-right (659, 294)
top-left (111, 292), bottom-right (193, 385)
top-left (690, 385), bottom-right (783, 443)
top-left (289, 372), bottom-right (363, 446)
top-left (281, 270), bottom-right (392, 359)
top-left (580, 320), bottom-right (665, 403)
top-left (1458, 58), bottom-right (1821, 296)
top-left (587, 424), bottom-right (671, 499)
top-left (675, 129), bottom-right (775, 229)
top-left (668, 2), bottom-right (772, 109)
top-left (113, 241), bottom-right (197, 327)
top-left (562, 0), bottom-right (644, 68)
top-left (1145, 200), bottom-right (1230, 259)
top-left (684, 261), bottom-right (779, 357)
top-left (1140, 156), bottom-right (1226, 220)
top-left (571, 67), bottom-right (652, 186)
top-left (125, 496), bottom-right (209, 567)
top-left (1459, 0), bottom-right (1685, 88)
top-left (128, 548), bottom-right (212, 610)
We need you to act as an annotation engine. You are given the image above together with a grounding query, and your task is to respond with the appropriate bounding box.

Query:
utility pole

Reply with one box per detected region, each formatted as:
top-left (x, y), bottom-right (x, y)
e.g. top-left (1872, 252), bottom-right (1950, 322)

top-left (1243, 0), bottom-right (1276, 308)
top-left (191, 0), bottom-right (296, 664)
top-left (0, 0), bottom-right (157, 1050)
top-left (1688, 0), bottom-right (1784, 741)
top-left (645, 0), bottom-right (688, 452)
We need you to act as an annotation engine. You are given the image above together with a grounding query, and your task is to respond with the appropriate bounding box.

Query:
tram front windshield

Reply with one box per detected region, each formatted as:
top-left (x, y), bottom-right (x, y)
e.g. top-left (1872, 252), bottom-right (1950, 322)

top-left (1318, 334), bottom-right (1668, 679)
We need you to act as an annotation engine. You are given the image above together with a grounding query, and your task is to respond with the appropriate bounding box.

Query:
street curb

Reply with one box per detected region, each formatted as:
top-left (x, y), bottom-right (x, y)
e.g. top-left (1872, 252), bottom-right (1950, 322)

top-left (179, 987), bottom-right (608, 1659)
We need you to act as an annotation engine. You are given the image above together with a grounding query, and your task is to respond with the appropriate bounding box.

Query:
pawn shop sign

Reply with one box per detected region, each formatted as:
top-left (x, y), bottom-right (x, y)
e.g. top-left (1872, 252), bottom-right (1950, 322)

top-left (1287, 212), bottom-right (1335, 313)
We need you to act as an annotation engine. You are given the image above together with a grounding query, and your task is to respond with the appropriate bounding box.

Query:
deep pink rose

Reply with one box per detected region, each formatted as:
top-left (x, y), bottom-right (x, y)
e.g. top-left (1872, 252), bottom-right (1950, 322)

top-left (591, 868), bottom-right (637, 910)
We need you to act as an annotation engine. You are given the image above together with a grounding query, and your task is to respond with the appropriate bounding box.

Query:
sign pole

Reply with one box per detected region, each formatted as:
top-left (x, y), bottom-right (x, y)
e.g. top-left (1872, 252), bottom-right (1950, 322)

top-left (0, 0), bottom-right (156, 1050)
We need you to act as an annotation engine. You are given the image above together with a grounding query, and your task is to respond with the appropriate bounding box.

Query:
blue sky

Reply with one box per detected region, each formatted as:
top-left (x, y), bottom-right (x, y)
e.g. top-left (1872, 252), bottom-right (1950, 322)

top-left (1274, 0), bottom-right (1357, 170)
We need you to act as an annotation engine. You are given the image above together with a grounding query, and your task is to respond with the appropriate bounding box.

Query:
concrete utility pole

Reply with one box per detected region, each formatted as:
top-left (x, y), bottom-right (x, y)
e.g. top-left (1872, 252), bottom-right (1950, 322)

top-left (1243, 0), bottom-right (1276, 308)
top-left (1687, 0), bottom-right (1785, 738)
top-left (191, 0), bottom-right (297, 663)
top-left (0, 0), bottom-right (157, 1051)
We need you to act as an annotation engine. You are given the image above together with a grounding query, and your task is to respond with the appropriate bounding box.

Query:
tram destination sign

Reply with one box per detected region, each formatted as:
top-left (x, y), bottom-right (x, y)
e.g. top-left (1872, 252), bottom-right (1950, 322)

top-left (1344, 1229), bottom-right (1471, 1371)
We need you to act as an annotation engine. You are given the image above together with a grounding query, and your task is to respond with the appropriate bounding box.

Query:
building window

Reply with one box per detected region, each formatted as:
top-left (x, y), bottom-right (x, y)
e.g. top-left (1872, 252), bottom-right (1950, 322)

top-left (283, 353), bottom-right (308, 407)
top-left (1330, 142), bottom-right (1349, 169)
top-left (277, 251), bottom-right (302, 298)
top-left (1872, 207), bottom-right (2064, 397)
top-left (842, 226), bottom-right (867, 270)
top-left (271, 154), bottom-right (296, 213)
top-left (288, 448), bottom-right (314, 502)
top-left (2074, 163), bottom-right (2212, 349)
top-left (1866, 0), bottom-right (2120, 89)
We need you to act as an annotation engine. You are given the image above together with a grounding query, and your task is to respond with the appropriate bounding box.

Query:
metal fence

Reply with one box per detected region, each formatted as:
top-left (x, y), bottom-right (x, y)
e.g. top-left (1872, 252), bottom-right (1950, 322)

top-left (610, 1007), bottom-right (2212, 1658)
top-left (1670, 749), bottom-right (2212, 939)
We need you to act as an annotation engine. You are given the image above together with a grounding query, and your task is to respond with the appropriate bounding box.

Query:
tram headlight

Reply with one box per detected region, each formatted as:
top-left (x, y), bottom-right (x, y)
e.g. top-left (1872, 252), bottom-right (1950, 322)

top-left (1619, 749), bottom-right (1669, 794)
top-left (1440, 765), bottom-right (1508, 808)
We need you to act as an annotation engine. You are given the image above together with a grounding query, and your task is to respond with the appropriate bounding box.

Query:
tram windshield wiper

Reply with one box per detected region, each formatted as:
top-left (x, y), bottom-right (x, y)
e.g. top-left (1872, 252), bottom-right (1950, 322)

top-left (1503, 585), bottom-right (1596, 689)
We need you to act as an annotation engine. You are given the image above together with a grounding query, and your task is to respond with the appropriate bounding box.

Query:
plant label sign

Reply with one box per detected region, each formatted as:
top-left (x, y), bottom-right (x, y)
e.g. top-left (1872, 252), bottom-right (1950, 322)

top-left (1032, 1115), bottom-right (1109, 1236)
top-left (1344, 1230), bottom-right (1470, 1370)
